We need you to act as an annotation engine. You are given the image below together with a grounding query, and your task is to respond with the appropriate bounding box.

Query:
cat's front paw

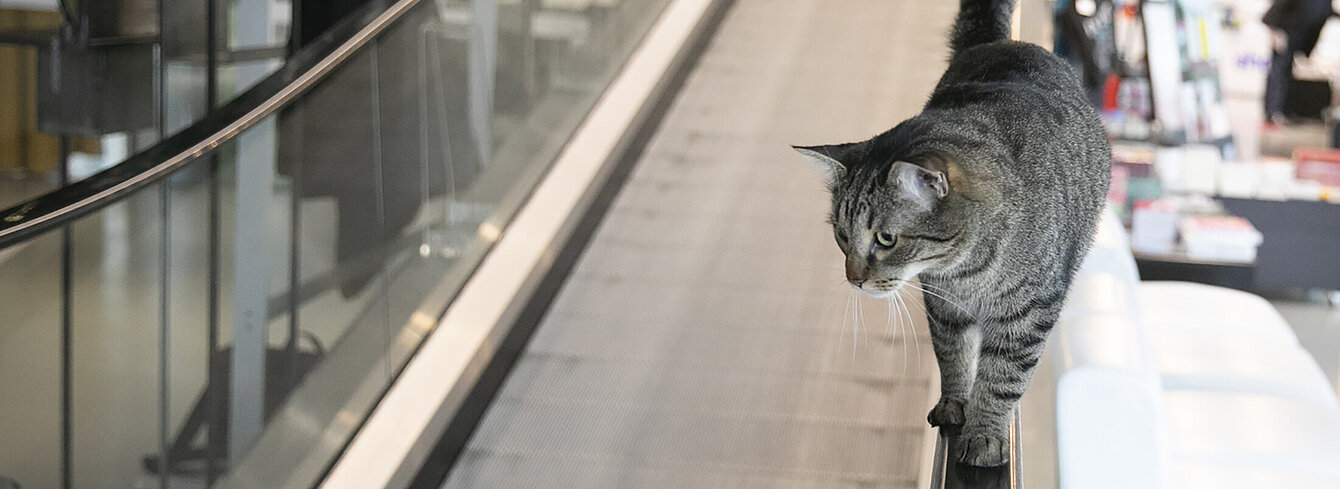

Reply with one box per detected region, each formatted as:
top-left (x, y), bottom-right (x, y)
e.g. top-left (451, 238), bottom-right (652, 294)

top-left (927, 397), bottom-right (966, 427)
top-left (954, 425), bottom-right (1010, 467)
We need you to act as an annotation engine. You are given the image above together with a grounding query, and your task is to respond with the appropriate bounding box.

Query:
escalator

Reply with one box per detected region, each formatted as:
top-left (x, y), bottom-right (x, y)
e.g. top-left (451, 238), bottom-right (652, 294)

top-left (0, 1), bottom-right (1020, 488)
top-left (413, 0), bottom-right (958, 486)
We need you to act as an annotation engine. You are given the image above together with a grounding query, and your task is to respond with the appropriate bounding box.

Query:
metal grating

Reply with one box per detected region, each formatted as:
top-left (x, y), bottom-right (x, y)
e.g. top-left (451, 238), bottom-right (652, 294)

top-left (442, 0), bottom-right (958, 487)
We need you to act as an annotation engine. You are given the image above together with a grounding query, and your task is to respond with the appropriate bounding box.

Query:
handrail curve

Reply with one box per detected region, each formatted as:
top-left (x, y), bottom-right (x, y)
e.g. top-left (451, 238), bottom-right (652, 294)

top-left (0, 0), bottom-right (425, 249)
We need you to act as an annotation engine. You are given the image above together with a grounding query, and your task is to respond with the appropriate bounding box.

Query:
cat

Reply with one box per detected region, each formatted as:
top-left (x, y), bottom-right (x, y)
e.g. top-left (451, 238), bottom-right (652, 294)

top-left (793, 0), bottom-right (1110, 467)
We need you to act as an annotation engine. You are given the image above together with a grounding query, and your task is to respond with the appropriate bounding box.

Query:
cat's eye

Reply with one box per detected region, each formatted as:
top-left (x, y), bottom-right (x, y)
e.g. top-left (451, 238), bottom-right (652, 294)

top-left (836, 231), bottom-right (848, 244)
top-left (875, 232), bottom-right (896, 248)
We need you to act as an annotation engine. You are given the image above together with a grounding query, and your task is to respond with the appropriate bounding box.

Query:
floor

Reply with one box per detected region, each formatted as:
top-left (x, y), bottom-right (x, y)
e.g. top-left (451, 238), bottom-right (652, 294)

top-left (439, 0), bottom-right (954, 487)
top-left (1271, 296), bottom-right (1340, 393)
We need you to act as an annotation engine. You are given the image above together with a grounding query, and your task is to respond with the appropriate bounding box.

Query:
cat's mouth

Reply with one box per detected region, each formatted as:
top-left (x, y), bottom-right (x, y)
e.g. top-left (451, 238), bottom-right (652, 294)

top-left (850, 277), bottom-right (924, 298)
top-left (851, 282), bottom-right (900, 298)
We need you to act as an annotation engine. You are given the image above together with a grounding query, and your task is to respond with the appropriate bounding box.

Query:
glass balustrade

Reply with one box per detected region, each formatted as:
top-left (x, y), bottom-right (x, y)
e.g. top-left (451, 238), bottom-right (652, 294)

top-left (0, 0), bottom-right (673, 487)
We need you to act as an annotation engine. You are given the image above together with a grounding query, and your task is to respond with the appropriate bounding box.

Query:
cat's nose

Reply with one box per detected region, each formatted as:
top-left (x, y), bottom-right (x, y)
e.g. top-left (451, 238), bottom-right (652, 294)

top-left (845, 268), bottom-right (868, 286)
top-left (845, 257), bottom-right (867, 286)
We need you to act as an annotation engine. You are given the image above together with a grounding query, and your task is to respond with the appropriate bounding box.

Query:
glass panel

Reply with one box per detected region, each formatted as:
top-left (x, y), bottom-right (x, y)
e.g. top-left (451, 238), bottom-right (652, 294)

top-left (0, 0), bottom-right (681, 487)
top-left (212, 110), bottom-right (296, 471)
top-left (371, 0), bottom-right (464, 375)
top-left (68, 184), bottom-right (163, 489)
top-left (162, 164), bottom-right (229, 484)
top-left (0, 231), bottom-right (63, 489)
top-left (219, 0), bottom-right (291, 100)
top-left (211, 44), bottom-right (392, 486)
top-left (161, 0), bottom-right (212, 135)
top-left (287, 46), bottom-right (383, 370)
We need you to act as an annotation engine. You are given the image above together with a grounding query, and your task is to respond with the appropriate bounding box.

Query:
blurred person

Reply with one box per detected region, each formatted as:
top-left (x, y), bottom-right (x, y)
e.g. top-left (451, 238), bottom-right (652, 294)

top-left (1262, 0), bottom-right (1335, 126)
top-left (1054, 0), bottom-right (1119, 106)
top-left (281, 0), bottom-right (476, 297)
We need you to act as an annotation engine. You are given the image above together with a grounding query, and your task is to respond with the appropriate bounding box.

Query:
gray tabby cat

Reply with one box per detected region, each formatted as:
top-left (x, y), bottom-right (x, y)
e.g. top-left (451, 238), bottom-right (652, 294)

top-left (793, 0), bottom-right (1110, 467)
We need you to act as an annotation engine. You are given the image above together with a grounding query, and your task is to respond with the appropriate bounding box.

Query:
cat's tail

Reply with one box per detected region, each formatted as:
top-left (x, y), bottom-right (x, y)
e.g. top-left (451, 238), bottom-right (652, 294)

top-left (949, 0), bottom-right (1014, 56)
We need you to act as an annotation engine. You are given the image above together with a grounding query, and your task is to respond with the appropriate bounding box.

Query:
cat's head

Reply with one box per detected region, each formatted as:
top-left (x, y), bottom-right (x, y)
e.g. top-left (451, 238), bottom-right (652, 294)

top-left (794, 138), bottom-right (972, 297)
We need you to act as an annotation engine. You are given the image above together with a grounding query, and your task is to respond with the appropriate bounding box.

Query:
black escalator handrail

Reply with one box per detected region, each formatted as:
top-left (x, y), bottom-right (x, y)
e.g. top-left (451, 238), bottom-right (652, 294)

top-left (0, 0), bottom-right (424, 249)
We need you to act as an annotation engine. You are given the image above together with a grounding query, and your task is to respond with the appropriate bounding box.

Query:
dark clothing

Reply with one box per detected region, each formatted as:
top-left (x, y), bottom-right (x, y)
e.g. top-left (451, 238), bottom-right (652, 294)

top-left (1263, 0), bottom-right (1333, 56)
top-left (292, 0), bottom-right (379, 48)
top-left (280, 1), bottom-right (480, 296)
top-left (1054, 0), bottom-right (1118, 106)
top-left (1265, 35), bottom-right (1305, 117)
top-left (1262, 0), bottom-right (1333, 118)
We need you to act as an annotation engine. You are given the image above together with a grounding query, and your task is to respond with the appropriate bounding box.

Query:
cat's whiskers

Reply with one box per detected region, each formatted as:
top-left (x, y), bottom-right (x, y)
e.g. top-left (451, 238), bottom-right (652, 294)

top-left (899, 288), bottom-right (929, 315)
top-left (899, 280), bottom-right (979, 322)
top-left (895, 289), bottom-right (922, 367)
top-left (861, 295), bottom-right (870, 344)
top-left (854, 294), bottom-right (866, 358)
top-left (915, 280), bottom-right (963, 297)
top-left (884, 295), bottom-right (895, 338)
top-left (848, 291), bottom-right (862, 361)
top-left (839, 290), bottom-right (852, 357)
top-left (888, 297), bottom-right (908, 376)
top-left (885, 298), bottom-right (898, 361)
top-left (897, 288), bottom-right (928, 366)
top-left (915, 281), bottom-right (983, 311)
top-left (910, 280), bottom-right (960, 299)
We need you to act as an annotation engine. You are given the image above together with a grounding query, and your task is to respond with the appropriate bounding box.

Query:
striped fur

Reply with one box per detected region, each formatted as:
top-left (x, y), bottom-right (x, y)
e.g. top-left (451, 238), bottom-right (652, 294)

top-left (794, 0), bottom-right (1110, 467)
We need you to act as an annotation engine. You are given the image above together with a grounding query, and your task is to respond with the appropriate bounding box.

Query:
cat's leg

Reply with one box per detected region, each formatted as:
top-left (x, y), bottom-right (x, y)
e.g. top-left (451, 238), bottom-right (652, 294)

top-left (955, 307), bottom-right (1058, 467)
top-left (925, 298), bottom-right (977, 428)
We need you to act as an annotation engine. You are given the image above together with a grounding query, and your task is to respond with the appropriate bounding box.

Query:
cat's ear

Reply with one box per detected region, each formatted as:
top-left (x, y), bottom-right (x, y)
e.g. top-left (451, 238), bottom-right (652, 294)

top-left (792, 143), bottom-right (856, 180)
top-left (889, 161), bottom-right (949, 209)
